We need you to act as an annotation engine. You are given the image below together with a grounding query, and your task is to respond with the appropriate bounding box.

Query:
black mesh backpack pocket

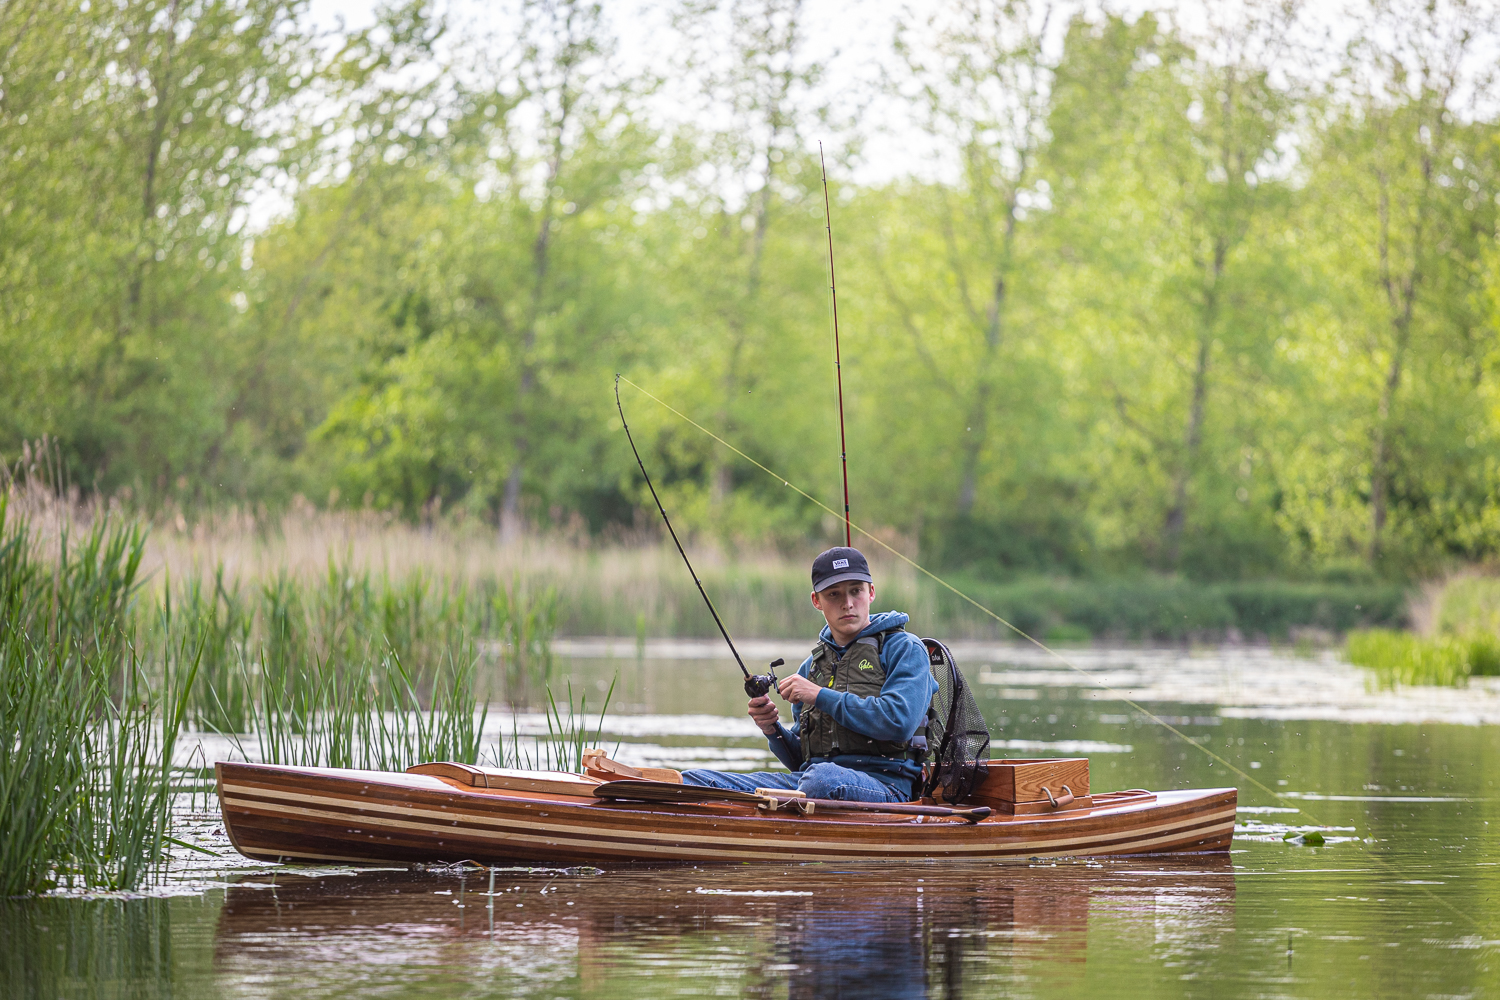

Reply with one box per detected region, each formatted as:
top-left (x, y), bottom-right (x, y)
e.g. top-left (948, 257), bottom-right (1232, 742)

top-left (920, 637), bottom-right (992, 803)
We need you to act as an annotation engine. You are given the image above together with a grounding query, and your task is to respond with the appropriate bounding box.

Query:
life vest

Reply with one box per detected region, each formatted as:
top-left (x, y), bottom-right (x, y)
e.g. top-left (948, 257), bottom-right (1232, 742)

top-left (797, 630), bottom-right (993, 804)
top-left (798, 627), bottom-right (914, 765)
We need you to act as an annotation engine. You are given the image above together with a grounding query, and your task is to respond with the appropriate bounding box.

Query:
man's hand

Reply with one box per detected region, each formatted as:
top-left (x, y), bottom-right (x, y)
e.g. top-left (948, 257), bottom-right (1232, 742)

top-left (747, 695), bottom-right (781, 735)
top-left (778, 674), bottom-right (823, 707)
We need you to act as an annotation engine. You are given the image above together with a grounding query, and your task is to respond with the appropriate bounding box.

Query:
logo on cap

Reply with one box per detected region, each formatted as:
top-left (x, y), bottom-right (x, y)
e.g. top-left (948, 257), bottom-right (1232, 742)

top-left (832, 558), bottom-right (849, 569)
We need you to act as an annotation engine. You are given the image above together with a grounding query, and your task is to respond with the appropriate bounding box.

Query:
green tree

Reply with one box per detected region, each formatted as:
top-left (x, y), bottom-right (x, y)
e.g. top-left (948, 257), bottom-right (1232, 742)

top-left (885, 0), bottom-right (1056, 523)
top-left (1043, 8), bottom-right (1301, 575)
top-left (0, 0), bottom-right (314, 500)
top-left (299, 0), bottom-right (657, 524)
top-left (631, 0), bottom-right (838, 542)
top-left (1288, 0), bottom-right (1500, 569)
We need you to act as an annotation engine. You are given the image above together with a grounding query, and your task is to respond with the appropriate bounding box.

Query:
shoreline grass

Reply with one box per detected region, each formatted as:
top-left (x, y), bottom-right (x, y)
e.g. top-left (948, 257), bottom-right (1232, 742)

top-left (0, 499), bottom-right (200, 895)
top-left (0, 492), bottom-right (608, 895)
top-left (1346, 575), bottom-right (1500, 688)
top-left (8, 488), bottom-right (1413, 644)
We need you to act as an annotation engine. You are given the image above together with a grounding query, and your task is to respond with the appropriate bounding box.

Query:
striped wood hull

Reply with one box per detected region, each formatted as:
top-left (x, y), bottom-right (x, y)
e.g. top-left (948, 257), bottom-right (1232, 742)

top-left (216, 762), bottom-right (1236, 865)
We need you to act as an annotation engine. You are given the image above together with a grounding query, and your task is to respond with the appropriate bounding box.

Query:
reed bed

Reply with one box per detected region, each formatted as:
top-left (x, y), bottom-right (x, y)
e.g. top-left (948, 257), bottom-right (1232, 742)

top-left (489, 680), bottom-right (616, 773)
top-left (1347, 575), bottom-right (1500, 688)
top-left (9, 484), bottom-right (1408, 643)
top-left (0, 499), bottom-right (199, 895)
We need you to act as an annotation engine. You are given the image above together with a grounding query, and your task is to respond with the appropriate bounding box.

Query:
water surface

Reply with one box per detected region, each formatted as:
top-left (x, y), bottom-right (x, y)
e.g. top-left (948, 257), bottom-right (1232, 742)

top-left (6, 643), bottom-right (1499, 998)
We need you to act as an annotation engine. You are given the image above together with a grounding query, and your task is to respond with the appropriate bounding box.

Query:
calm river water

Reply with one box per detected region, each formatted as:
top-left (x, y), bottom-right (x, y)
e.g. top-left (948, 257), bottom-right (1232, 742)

top-left (5, 642), bottom-right (1500, 998)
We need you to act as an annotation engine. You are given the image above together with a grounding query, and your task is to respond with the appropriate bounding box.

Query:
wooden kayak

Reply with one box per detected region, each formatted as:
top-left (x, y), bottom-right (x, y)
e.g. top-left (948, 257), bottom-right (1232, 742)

top-left (215, 760), bottom-right (1236, 864)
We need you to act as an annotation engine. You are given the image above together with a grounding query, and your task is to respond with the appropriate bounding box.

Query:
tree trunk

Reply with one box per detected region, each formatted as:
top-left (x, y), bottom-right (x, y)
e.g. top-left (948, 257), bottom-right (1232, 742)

top-left (501, 63), bottom-right (574, 544)
top-left (1162, 328), bottom-right (1211, 567)
top-left (1368, 333), bottom-right (1407, 562)
top-left (1162, 242), bottom-right (1223, 568)
top-left (1367, 147), bottom-right (1428, 563)
top-left (708, 145), bottom-right (776, 509)
top-left (956, 275), bottom-right (1006, 516)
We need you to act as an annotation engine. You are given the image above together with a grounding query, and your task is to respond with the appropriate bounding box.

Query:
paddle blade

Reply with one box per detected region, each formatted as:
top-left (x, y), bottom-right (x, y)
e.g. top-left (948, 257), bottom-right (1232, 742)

top-left (593, 780), bottom-right (765, 805)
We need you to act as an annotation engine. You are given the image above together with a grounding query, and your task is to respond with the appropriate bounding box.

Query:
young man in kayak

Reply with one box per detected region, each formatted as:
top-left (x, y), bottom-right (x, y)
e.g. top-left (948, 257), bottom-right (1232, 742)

top-left (682, 546), bottom-right (937, 803)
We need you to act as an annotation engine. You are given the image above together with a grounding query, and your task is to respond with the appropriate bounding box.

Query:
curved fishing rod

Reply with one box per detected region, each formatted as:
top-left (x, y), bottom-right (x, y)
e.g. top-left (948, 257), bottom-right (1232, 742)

top-left (614, 376), bottom-right (781, 697)
top-left (819, 142), bottom-right (852, 547)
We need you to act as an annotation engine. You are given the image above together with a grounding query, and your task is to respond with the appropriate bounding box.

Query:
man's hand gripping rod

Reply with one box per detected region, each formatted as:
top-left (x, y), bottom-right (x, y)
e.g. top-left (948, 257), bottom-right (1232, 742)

top-left (615, 376), bottom-right (781, 697)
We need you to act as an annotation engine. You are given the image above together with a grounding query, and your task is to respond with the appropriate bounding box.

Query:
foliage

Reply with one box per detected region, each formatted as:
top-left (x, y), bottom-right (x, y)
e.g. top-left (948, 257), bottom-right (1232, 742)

top-left (1433, 576), bottom-right (1500, 641)
top-left (490, 679), bottom-right (615, 773)
top-left (232, 642), bottom-right (486, 771)
top-left (1347, 574), bottom-right (1500, 685)
top-left (2, 1), bottom-right (1500, 584)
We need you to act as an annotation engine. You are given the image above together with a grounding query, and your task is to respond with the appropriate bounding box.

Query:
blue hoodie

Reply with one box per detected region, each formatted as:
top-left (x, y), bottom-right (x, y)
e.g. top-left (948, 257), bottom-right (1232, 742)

top-left (766, 611), bottom-right (937, 789)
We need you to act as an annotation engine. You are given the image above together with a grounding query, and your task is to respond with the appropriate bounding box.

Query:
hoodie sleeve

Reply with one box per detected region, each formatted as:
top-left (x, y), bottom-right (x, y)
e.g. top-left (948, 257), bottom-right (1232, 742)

top-left (809, 632), bottom-right (936, 742)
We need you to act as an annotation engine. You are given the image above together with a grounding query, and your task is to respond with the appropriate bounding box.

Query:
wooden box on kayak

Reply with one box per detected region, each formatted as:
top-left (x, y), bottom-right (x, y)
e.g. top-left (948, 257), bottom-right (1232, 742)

top-left (967, 758), bottom-right (1093, 815)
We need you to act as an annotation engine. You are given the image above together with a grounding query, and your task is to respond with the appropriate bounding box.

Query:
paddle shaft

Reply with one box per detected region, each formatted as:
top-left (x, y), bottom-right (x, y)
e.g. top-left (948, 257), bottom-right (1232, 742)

top-left (774, 796), bottom-right (990, 823)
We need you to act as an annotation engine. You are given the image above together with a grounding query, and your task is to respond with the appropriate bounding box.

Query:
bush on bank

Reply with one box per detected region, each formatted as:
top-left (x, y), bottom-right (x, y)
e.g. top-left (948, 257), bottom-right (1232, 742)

top-left (1345, 576), bottom-right (1500, 688)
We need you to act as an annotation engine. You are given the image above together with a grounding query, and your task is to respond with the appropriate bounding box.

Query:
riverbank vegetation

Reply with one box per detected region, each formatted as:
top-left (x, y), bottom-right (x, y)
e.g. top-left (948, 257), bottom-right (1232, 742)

top-left (11, 490), bottom-right (1411, 645)
top-left (1346, 577), bottom-right (1500, 688)
top-left (0, 501), bottom-right (198, 895)
top-left (0, 498), bottom-right (597, 894)
top-left (3, 0), bottom-right (1499, 588)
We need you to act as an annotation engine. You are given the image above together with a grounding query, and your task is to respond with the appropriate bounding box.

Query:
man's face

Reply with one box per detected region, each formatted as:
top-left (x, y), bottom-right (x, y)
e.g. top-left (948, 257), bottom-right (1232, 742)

top-left (811, 580), bottom-right (874, 639)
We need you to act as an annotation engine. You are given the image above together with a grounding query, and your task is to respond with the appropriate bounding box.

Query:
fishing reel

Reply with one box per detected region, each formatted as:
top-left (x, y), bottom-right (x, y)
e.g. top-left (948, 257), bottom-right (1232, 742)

top-left (745, 658), bottom-right (783, 699)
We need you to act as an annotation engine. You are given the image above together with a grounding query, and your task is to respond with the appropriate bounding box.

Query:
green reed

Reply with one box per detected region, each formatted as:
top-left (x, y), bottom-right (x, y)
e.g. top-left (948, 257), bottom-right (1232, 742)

top-left (0, 498), bottom-right (199, 895)
top-left (149, 558), bottom-right (562, 729)
top-left (232, 640), bottom-right (488, 771)
top-left (1344, 628), bottom-right (1497, 688)
top-left (489, 678), bottom-right (615, 773)
top-left (1345, 574), bottom-right (1500, 688)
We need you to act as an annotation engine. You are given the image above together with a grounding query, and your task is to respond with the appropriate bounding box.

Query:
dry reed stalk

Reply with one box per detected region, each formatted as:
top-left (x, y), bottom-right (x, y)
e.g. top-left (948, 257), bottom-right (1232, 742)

top-left (3, 484), bottom-right (922, 631)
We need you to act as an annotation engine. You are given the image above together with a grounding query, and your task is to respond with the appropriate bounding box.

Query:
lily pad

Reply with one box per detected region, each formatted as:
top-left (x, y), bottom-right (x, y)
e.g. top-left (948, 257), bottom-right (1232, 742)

top-left (1282, 830), bottom-right (1326, 846)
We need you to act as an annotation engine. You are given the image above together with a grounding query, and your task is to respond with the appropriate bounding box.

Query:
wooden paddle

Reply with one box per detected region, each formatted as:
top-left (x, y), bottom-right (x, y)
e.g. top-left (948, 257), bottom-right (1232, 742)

top-left (592, 780), bottom-right (992, 824)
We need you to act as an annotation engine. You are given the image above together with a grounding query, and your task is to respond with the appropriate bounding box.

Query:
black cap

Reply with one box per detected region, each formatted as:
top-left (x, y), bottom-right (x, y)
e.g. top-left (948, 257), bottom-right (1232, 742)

top-left (811, 546), bottom-right (873, 592)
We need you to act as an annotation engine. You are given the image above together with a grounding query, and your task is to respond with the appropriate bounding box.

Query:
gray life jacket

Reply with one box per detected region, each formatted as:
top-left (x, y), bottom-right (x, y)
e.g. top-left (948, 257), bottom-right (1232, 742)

top-left (798, 627), bottom-right (914, 765)
top-left (797, 630), bottom-right (993, 805)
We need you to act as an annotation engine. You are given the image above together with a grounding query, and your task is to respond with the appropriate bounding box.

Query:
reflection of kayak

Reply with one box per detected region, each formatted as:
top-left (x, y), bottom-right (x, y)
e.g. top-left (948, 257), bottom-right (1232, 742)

top-left (215, 760), bottom-right (1235, 864)
top-left (213, 859), bottom-right (1238, 995)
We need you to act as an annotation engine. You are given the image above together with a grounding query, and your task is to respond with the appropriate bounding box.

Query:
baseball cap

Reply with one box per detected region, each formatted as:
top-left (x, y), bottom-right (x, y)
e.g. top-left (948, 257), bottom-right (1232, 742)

top-left (811, 546), bottom-right (873, 592)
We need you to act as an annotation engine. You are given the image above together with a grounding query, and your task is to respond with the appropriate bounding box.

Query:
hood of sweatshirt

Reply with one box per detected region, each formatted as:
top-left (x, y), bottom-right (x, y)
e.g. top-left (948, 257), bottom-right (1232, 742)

top-left (818, 610), bottom-right (910, 649)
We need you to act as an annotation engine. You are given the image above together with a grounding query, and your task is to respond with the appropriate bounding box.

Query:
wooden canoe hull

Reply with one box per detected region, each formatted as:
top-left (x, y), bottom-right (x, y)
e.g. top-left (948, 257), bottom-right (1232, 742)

top-left (215, 762), bottom-right (1236, 865)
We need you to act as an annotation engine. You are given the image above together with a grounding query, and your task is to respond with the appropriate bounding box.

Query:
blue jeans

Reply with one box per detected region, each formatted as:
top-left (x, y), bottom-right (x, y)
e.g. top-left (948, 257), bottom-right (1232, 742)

top-left (681, 763), bottom-right (911, 803)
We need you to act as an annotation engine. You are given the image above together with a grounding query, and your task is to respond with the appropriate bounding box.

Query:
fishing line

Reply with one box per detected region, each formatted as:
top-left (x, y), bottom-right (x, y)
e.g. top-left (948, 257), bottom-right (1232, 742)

top-left (616, 376), bottom-right (1331, 813)
top-left (616, 375), bottom-right (1487, 934)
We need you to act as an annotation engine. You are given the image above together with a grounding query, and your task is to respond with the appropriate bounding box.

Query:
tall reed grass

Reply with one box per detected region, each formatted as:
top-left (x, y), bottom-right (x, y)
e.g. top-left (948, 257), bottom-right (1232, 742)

top-left (228, 642), bottom-right (486, 770)
top-left (489, 679), bottom-right (616, 773)
top-left (0, 498), bottom-right (199, 895)
top-left (12, 484), bottom-right (1410, 651)
top-left (0, 475), bottom-right (609, 896)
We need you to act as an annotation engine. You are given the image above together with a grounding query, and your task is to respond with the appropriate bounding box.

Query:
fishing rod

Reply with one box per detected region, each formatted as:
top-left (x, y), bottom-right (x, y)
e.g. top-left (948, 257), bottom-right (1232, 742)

top-left (819, 142), bottom-right (852, 547)
top-left (614, 376), bottom-right (782, 698)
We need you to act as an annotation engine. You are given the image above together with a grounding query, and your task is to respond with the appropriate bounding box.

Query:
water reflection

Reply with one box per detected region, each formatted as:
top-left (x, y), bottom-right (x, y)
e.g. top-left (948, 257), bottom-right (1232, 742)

top-left (211, 859), bottom-right (1235, 998)
top-left (1, 894), bottom-right (208, 1000)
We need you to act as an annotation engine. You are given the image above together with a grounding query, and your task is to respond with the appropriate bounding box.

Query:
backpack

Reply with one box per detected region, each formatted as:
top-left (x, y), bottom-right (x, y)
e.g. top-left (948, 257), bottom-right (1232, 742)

top-left (917, 637), bottom-right (992, 803)
top-left (867, 628), bottom-right (992, 802)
